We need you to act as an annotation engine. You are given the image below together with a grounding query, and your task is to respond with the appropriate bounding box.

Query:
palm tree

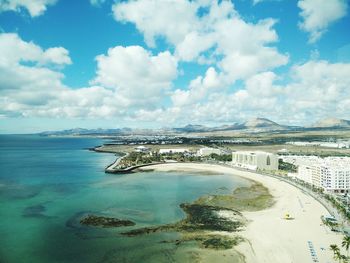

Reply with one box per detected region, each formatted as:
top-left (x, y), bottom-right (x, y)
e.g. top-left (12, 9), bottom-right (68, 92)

top-left (341, 254), bottom-right (350, 263)
top-left (330, 244), bottom-right (341, 262)
top-left (342, 235), bottom-right (350, 257)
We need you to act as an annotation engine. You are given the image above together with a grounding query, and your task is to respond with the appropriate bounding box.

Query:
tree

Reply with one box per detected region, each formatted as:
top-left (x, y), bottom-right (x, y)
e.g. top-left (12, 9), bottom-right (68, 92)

top-left (330, 244), bottom-right (341, 262)
top-left (342, 235), bottom-right (350, 257)
top-left (341, 254), bottom-right (350, 263)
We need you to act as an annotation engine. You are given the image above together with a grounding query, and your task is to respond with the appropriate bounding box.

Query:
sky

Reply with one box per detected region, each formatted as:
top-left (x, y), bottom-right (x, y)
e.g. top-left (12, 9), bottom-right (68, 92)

top-left (0, 0), bottom-right (350, 133)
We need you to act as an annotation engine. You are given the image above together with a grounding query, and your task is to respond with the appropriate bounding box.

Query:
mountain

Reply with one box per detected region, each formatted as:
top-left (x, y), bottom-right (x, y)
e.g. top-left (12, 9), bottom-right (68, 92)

top-left (174, 123), bottom-right (243, 132)
top-left (241, 117), bottom-right (287, 130)
top-left (40, 117), bottom-right (350, 136)
top-left (174, 118), bottom-right (290, 133)
top-left (174, 124), bottom-right (209, 133)
top-left (40, 128), bottom-right (128, 136)
top-left (312, 118), bottom-right (350, 129)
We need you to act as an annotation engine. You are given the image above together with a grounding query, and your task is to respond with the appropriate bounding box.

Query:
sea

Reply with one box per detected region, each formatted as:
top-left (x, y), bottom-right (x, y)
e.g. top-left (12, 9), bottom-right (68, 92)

top-left (0, 135), bottom-right (250, 263)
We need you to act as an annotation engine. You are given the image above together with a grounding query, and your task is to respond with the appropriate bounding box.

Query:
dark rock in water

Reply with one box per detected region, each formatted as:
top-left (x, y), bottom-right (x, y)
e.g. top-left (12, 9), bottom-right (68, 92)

top-left (201, 236), bottom-right (240, 249)
top-left (122, 203), bottom-right (245, 237)
top-left (179, 203), bottom-right (244, 232)
top-left (80, 214), bottom-right (135, 228)
top-left (23, 204), bottom-right (46, 217)
top-left (66, 211), bottom-right (91, 229)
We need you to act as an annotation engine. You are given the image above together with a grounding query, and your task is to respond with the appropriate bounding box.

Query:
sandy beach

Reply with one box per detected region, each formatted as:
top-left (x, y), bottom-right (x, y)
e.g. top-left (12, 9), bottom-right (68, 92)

top-left (140, 162), bottom-right (344, 263)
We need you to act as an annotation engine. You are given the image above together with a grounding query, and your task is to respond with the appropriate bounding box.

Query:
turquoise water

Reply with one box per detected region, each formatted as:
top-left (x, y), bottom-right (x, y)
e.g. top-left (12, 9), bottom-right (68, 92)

top-left (0, 135), bottom-right (250, 263)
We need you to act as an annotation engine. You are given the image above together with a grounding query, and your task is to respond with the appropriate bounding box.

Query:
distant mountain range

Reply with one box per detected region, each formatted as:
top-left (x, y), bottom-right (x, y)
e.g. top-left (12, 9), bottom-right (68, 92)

top-left (39, 117), bottom-right (350, 136)
top-left (311, 118), bottom-right (350, 129)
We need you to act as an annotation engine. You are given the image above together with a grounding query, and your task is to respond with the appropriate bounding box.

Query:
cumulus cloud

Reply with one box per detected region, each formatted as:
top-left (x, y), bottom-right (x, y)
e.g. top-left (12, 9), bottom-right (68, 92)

top-left (137, 59), bottom-right (350, 126)
top-left (113, 0), bottom-right (288, 88)
top-left (113, 0), bottom-right (199, 48)
top-left (171, 67), bottom-right (224, 107)
top-left (0, 33), bottom-right (178, 119)
top-left (285, 60), bottom-right (350, 120)
top-left (0, 33), bottom-right (119, 118)
top-left (0, 0), bottom-right (57, 17)
top-left (0, 33), bottom-right (71, 66)
top-left (2, 1), bottom-right (349, 127)
top-left (92, 45), bottom-right (178, 106)
top-left (298, 0), bottom-right (348, 43)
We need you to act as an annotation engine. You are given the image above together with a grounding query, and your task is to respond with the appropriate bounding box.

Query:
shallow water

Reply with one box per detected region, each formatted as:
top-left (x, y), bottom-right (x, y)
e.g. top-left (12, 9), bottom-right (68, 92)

top-left (0, 135), bottom-right (249, 262)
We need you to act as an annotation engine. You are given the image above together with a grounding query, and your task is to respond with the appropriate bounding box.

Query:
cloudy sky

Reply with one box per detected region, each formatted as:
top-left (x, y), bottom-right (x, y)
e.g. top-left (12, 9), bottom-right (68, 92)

top-left (0, 0), bottom-right (349, 133)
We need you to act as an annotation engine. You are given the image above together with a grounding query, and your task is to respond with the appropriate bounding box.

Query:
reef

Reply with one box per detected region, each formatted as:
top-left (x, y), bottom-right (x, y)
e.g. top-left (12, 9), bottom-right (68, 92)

top-left (80, 214), bottom-right (135, 228)
top-left (120, 181), bottom-right (274, 252)
top-left (122, 203), bottom-right (245, 237)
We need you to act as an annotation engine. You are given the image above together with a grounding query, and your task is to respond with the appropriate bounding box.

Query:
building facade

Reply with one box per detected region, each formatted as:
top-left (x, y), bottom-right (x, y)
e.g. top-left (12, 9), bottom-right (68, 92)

top-left (197, 147), bottom-right (222, 156)
top-left (231, 151), bottom-right (278, 171)
top-left (293, 157), bottom-right (350, 193)
top-left (159, 148), bottom-right (189, 154)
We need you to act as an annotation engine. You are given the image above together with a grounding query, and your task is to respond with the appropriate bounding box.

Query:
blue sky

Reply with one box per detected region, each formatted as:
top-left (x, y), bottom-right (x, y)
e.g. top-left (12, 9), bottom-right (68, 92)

top-left (0, 0), bottom-right (349, 133)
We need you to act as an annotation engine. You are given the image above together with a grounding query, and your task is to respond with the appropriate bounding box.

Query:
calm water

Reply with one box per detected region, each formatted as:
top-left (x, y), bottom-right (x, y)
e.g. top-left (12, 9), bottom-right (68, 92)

top-left (0, 135), bottom-right (250, 263)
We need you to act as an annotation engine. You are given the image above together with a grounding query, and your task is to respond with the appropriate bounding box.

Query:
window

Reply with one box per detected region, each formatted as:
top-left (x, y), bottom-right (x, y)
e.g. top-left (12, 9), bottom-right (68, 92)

top-left (267, 156), bottom-right (271, 166)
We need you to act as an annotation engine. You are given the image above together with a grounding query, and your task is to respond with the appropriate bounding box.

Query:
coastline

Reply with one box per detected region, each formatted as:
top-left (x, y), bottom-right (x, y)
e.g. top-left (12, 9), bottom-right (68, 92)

top-left (139, 162), bottom-right (344, 263)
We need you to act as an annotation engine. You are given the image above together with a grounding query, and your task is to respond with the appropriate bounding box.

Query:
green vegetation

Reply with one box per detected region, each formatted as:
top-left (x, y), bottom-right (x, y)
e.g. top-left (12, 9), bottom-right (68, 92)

top-left (122, 181), bottom-right (273, 254)
top-left (160, 233), bottom-right (244, 250)
top-left (208, 153), bottom-right (232, 162)
top-left (195, 182), bottom-right (274, 212)
top-left (122, 204), bottom-right (245, 236)
top-left (330, 239), bottom-right (350, 263)
top-left (322, 216), bottom-right (339, 231)
top-left (324, 194), bottom-right (350, 221)
top-left (278, 159), bottom-right (297, 172)
top-left (80, 214), bottom-right (135, 228)
top-left (201, 235), bottom-right (242, 249)
top-left (179, 203), bottom-right (245, 232)
top-left (342, 235), bottom-right (350, 257)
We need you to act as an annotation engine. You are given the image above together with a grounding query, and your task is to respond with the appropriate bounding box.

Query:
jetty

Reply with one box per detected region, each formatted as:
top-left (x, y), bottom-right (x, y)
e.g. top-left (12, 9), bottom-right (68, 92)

top-left (105, 161), bottom-right (167, 174)
top-left (105, 152), bottom-right (174, 174)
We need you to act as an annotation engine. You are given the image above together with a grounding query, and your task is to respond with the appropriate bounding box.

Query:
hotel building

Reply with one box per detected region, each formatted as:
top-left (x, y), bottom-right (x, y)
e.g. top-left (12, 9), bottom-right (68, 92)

top-left (295, 157), bottom-right (350, 193)
top-left (231, 151), bottom-right (278, 171)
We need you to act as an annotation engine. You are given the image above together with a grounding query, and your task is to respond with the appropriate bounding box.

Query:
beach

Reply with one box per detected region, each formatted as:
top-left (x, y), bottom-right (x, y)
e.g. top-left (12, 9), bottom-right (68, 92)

top-left (140, 162), bottom-right (344, 263)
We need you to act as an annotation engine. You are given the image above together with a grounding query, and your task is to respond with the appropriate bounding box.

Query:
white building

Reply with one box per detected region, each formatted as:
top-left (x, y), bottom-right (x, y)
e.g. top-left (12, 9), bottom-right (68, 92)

top-left (231, 151), bottom-right (278, 171)
top-left (134, 146), bottom-right (150, 153)
top-left (197, 147), bottom-right (222, 156)
top-left (296, 165), bottom-right (317, 186)
top-left (281, 155), bottom-right (320, 166)
top-left (292, 156), bottom-right (350, 193)
top-left (159, 148), bottom-right (189, 154)
top-left (286, 141), bottom-right (350, 149)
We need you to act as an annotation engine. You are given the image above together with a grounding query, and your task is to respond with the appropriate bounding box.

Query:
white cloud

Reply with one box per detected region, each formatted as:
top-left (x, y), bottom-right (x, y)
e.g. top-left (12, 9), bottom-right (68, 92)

top-left (42, 47), bottom-right (72, 65)
top-left (90, 0), bottom-right (105, 7)
top-left (0, 33), bottom-right (119, 118)
top-left (0, 33), bottom-right (71, 66)
top-left (245, 71), bottom-right (281, 97)
top-left (92, 45), bottom-right (178, 106)
top-left (175, 31), bottom-right (215, 62)
top-left (138, 59), bottom-right (350, 126)
top-left (111, 0), bottom-right (291, 124)
top-left (113, 0), bottom-right (199, 48)
top-left (0, 0), bottom-right (57, 17)
top-left (298, 0), bottom-right (348, 43)
top-left (113, 0), bottom-right (288, 83)
top-left (0, 33), bottom-right (177, 119)
top-left (285, 60), bottom-right (350, 119)
top-left (171, 67), bottom-right (224, 107)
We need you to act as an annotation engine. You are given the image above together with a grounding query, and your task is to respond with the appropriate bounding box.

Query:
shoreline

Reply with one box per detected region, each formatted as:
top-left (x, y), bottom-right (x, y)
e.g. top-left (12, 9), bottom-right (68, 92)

top-left (139, 162), bottom-right (344, 263)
